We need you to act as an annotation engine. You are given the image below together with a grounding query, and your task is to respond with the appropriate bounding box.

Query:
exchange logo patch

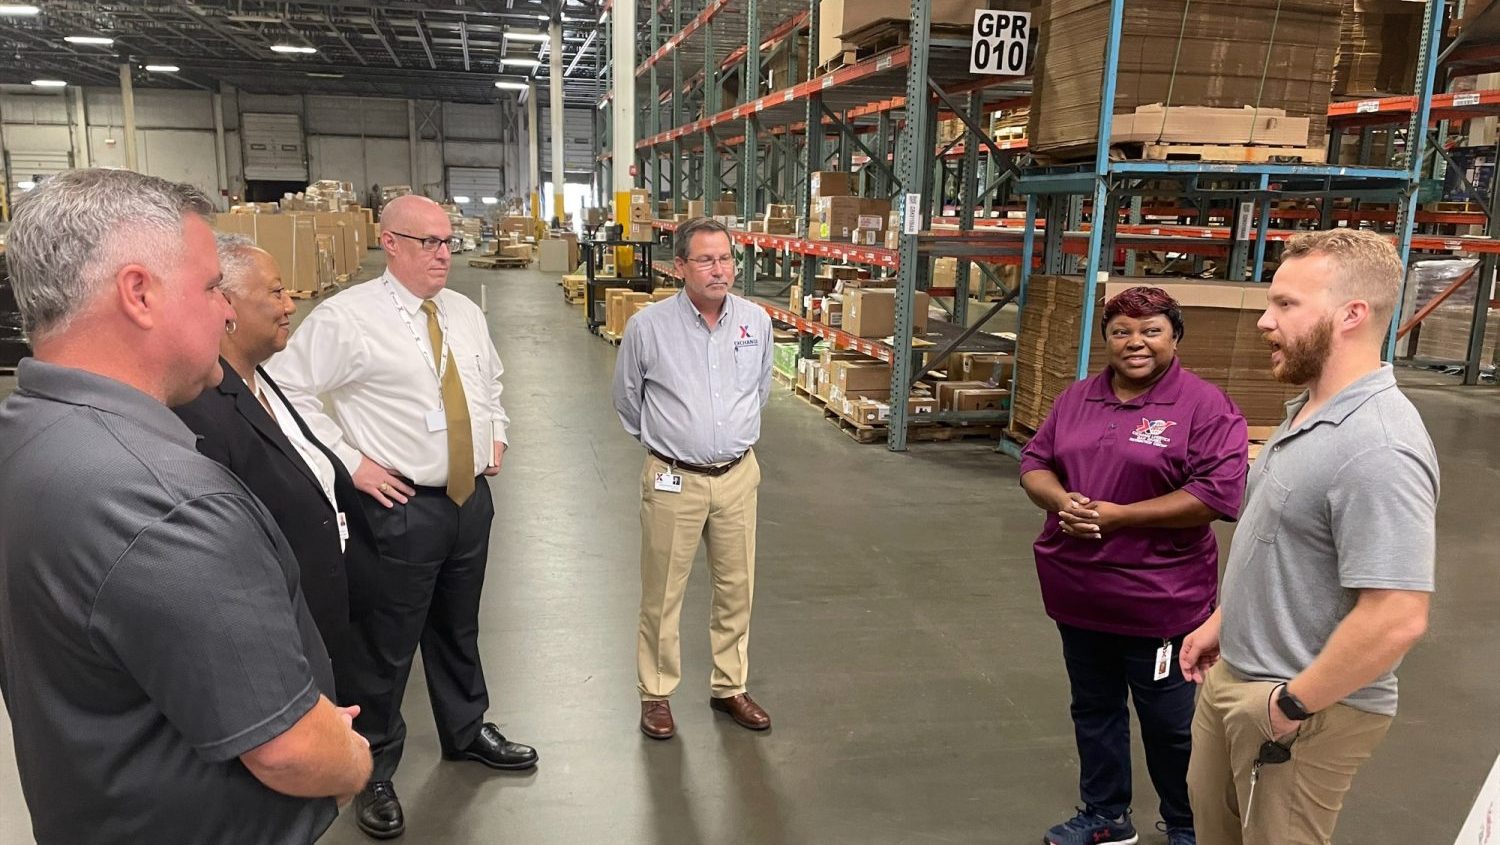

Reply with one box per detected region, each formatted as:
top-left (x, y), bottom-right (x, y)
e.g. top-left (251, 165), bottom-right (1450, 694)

top-left (1129, 418), bottom-right (1177, 448)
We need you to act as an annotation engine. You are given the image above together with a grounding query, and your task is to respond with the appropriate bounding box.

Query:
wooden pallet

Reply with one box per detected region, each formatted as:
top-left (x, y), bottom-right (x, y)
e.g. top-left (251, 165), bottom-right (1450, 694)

top-left (793, 383), bottom-right (826, 407)
top-left (820, 405), bottom-right (1003, 444)
top-left (599, 330), bottom-right (623, 346)
top-left (1006, 420), bottom-right (1038, 447)
top-left (1134, 143), bottom-right (1327, 164)
top-left (564, 292), bottom-right (587, 305)
top-left (468, 255), bottom-right (533, 270)
top-left (288, 282), bottom-right (337, 300)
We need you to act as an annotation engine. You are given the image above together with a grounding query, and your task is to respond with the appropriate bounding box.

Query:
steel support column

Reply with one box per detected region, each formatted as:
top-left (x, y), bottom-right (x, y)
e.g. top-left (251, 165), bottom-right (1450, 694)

top-left (742, 0), bottom-right (762, 295)
top-left (550, 20), bottom-right (566, 223)
top-left (888, 0), bottom-right (934, 451)
top-left (119, 64), bottom-right (139, 171)
top-left (1391, 0), bottom-right (1447, 361)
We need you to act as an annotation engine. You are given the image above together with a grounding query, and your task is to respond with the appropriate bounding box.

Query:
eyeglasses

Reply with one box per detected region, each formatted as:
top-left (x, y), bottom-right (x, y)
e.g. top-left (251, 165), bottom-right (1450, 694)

top-left (685, 255), bottom-right (735, 269)
top-left (389, 231), bottom-right (459, 252)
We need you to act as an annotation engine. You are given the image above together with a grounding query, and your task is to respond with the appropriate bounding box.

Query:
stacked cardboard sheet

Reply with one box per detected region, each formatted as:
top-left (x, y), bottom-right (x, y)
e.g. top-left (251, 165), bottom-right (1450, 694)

top-left (1333, 0), bottom-right (1422, 97)
top-left (1027, 0), bottom-right (1342, 158)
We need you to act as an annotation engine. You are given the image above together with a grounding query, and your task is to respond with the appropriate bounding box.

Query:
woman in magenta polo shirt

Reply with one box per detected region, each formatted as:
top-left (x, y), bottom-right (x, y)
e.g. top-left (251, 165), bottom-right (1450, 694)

top-left (1019, 287), bottom-right (1248, 845)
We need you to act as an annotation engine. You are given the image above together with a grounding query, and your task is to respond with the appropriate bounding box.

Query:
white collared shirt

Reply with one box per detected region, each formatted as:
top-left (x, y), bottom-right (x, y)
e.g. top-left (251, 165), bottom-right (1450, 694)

top-left (266, 270), bottom-right (509, 487)
top-left (253, 379), bottom-right (338, 507)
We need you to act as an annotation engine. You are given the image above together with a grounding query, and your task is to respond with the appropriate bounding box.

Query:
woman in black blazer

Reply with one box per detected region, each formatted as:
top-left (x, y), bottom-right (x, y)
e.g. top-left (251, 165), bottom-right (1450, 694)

top-left (175, 235), bottom-right (377, 691)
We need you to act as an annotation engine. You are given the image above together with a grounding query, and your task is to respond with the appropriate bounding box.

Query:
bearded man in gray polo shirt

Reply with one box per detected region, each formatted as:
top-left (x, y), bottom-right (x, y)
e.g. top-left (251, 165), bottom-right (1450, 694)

top-left (1179, 229), bottom-right (1439, 845)
top-left (0, 169), bottom-right (371, 845)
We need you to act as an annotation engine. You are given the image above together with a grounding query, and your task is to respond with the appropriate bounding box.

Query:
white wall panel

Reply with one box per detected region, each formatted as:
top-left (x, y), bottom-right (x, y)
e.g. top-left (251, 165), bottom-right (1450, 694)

top-left (0, 92), bottom-right (70, 124)
top-left (3, 124), bottom-right (71, 153)
top-left (365, 138), bottom-right (413, 191)
top-left (305, 96), bottom-right (407, 138)
top-left (86, 89), bottom-right (213, 129)
top-left (444, 140), bottom-right (504, 168)
top-left (140, 130), bottom-right (219, 199)
top-left (237, 92), bottom-right (302, 115)
top-left (444, 102), bottom-right (501, 141)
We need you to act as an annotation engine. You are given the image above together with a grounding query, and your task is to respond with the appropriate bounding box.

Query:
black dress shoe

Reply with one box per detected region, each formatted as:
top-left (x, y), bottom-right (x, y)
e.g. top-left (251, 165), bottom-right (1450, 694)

top-left (443, 722), bottom-right (539, 770)
top-left (354, 780), bottom-right (404, 840)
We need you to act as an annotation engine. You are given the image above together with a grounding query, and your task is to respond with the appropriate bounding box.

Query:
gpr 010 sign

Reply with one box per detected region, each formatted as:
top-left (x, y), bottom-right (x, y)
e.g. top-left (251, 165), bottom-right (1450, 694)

top-left (970, 9), bottom-right (1030, 76)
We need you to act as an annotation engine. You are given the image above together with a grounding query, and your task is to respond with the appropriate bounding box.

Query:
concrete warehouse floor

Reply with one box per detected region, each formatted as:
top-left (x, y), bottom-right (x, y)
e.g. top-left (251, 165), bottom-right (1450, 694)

top-left (1, 251), bottom-right (1497, 845)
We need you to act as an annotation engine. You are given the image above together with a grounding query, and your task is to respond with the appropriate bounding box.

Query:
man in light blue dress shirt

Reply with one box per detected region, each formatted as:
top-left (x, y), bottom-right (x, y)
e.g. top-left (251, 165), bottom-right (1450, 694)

top-left (612, 217), bottom-right (774, 740)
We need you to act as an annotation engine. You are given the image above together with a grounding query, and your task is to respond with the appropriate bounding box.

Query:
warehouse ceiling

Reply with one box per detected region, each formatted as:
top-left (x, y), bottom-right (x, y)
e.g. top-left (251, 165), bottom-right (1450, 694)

top-left (0, 0), bottom-right (607, 107)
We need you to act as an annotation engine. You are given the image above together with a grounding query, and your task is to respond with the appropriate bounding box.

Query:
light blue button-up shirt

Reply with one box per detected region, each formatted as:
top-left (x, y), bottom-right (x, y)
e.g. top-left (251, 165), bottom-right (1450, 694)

top-left (612, 291), bottom-right (773, 465)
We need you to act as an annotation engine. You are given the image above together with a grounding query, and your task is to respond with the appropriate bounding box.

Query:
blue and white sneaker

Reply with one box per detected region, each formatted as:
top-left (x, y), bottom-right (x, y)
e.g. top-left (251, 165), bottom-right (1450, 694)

top-left (1158, 822), bottom-right (1196, 845)
top-left (1043, 807), bottom-right (1138, 845)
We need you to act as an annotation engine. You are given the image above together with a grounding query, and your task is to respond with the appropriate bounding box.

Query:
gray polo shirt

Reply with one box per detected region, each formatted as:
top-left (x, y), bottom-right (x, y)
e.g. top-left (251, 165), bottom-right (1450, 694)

top-left (1220, 364), bottom-right (1438, 716)
top-left (0, 360), bottom-right (337, 845)
top-left (612, 292), bottom-right (773, 464)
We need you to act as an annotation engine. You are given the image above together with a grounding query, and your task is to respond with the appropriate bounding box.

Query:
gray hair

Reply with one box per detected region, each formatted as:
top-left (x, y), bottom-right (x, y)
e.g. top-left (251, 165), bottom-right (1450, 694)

top-left (673, 216), bottom-right (732, 261)
top-left (215, 233), bottom-right (265, 299)
top-left (7, 168), bottom-right (214, 341)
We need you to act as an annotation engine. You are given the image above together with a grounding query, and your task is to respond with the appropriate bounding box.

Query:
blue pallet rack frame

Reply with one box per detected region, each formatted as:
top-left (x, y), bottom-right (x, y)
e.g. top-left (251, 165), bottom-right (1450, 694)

top-left (998, 0), bottom-right (1448, 459)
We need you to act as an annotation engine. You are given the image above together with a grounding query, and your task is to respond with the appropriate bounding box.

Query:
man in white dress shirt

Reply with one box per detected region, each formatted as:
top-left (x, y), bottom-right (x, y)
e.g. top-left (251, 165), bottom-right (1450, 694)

top-left (268, 195), bottom-right (536, 840)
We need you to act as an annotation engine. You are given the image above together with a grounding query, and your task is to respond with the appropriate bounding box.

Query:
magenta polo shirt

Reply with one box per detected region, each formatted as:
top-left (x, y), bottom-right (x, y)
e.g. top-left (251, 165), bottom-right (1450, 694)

top-left (1018, 358), bottom-right (1249, 639)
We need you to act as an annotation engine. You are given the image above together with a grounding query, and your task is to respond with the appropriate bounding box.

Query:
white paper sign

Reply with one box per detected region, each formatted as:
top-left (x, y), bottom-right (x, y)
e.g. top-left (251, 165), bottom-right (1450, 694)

top-left (970, 10), bottom-right (1031, 76)
top-left (902, 193), bottom-right (922, 235)
top-left (1456, 752), bottom-right (1500, 844)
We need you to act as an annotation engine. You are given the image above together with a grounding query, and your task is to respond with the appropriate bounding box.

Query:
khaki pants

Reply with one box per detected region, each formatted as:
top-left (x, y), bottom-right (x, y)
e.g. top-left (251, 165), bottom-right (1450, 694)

top-left (1187, 662), bottom-right (1392, 845)
top-left (637, 450), bottom-right (760, 701)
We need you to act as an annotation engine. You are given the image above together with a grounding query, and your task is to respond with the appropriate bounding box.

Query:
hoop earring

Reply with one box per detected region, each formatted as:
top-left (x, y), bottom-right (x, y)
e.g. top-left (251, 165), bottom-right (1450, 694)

top-left (225, 320), bottom-right (238, 336)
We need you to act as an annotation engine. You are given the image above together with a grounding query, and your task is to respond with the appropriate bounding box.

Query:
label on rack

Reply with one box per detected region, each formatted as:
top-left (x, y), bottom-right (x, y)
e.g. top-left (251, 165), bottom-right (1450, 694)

top-left (1454, 92), bottom-right (1481, 108)
top-left (876, 55), bottom-right (894, 72)
top-left (970, 10), bottom-right (1031, 76)
top-left (903, 193), bottom-right (922, 235)
top-left (1235, 201), bottom-right (1255, 241)
top-left (1356, 99), bottom-right (1381, 114)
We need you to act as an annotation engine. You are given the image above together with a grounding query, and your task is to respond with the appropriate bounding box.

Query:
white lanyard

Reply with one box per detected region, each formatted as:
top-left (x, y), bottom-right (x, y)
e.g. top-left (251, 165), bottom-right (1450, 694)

top-left (383, 277), bottom-right (450, 391)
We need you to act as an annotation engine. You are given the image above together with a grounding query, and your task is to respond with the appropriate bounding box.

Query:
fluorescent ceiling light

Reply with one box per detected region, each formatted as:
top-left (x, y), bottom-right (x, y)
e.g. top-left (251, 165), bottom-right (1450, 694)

top-left (500, 58), bottom-right (541, 68)
top-left (64, 36), bottom-right (115, 46)
top-left (495, 80), bottom-right (528, 90)
top-left (17, 180), bottom-right (36, 190)
top-left (227, 13), bottom-right (284, 23)
top-left (481, 197), bottom-right (498, 205)
top-left (452, 196), bottom-right (472, 204)
top-left (271, 44), bottom-right (317, 54)
top-left (306, 72), bottom-right (345, 79)
top-left (504, 31), bottom-right (548, 43)
top-left (30, 79), bottom-right (67, 88)
top-left (144, 64), bottom-right (179, 73)
top-left (0, 5), bottom-right (41, 16)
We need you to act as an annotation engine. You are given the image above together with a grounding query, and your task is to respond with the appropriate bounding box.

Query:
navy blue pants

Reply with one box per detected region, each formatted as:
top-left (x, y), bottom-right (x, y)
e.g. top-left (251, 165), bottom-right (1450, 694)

top-left (1057, 623), bottom-right (1196, 829)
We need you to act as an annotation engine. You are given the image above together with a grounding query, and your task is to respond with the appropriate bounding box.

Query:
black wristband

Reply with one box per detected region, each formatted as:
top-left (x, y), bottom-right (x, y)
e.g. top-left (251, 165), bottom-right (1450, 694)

top-left (1275, 683), bottom-right (1312, 721)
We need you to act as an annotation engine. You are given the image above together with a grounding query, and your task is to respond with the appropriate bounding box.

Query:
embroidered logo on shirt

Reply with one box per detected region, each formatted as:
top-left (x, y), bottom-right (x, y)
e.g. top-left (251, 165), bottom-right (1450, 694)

top-left (733, 324), bottom-right (759, 349)
top-left (1129, 418), bottom-right (1177, 448)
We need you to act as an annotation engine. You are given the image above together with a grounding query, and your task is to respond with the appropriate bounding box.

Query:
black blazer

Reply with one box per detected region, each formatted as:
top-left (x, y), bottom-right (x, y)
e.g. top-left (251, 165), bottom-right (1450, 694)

top-left (174, 358), bottom-right (378, 670)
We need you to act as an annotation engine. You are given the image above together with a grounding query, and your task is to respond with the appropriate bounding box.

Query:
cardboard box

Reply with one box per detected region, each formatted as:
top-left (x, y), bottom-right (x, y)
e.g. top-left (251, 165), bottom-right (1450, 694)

top-left (936, 380), bottom-right (992, 411)
top-left (960, 352), bottom-right (1016, 385)
top-left (846, 395), bottom-right (939, 426)
top-left (843, 289), bottom-right (931, 338)
top-left (538, 239), bottom-right (573, 272)
top-left (1334, 0), bottom-right (1422, 97)
top-left (685, 200), bottom-right (705, 219)
top-left (821, 300), bottom-right (844, 327)
top-left (214, 212), bottom-right (321, 294)
top-left (952, 388), bottom-right (1009, 412)
top-left (1108, 104), bottom-right (1309, 147)
top-left (809, 171), bottom-right (852, 198)
top-left (831, 359), bottom-right (892, 394)
top-left (816, 0), bottom-right (990, 66)
top-left (788, 283), bottom-right (804, 315)
top-left (629, 189), bottom-right (653, 222)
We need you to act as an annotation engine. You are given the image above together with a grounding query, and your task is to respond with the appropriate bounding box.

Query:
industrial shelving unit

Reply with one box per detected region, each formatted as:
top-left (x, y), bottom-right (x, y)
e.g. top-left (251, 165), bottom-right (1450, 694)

top-left (600, 0), bottom-right (1495, 452)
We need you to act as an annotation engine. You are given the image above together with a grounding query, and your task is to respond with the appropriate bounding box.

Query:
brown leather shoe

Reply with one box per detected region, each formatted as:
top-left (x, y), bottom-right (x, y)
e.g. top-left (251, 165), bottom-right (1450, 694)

top-left (710, 693), bottom-right (770, 731)
top-left (640, 700), bottom-right (675, 739)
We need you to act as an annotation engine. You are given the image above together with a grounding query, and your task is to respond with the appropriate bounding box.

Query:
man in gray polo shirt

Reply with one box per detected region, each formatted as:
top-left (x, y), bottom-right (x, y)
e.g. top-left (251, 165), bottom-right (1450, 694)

top-left (0, 169), bottom-right (372, 845)
top-left (1179, 229), bottom-right (1438, 845)
top-left (612, 216), bottom-right (774, 740)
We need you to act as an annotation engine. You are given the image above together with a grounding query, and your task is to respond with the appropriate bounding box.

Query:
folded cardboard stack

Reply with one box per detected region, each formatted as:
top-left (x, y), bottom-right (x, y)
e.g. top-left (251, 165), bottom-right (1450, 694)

top-left (1027, 0), bottom-right (1342, 158)
top-left (1333, 0), bottom-right (1422, 97)
top-left (1012, 276), bottom-right (1303, 433)
top-left (815, 0), bottom-right (993, 67)
top-left (216, 208), bottom-right (367, 294)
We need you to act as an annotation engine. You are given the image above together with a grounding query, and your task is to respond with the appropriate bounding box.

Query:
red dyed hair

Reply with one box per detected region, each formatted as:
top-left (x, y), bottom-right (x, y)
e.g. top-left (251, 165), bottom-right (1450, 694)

top-left (1101, 286), bottom-right (1185, 341)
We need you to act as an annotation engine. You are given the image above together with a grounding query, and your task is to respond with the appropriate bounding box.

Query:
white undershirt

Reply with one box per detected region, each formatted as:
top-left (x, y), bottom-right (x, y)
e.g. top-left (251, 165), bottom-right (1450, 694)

top-left (254, 378), bottom-right (344, 552)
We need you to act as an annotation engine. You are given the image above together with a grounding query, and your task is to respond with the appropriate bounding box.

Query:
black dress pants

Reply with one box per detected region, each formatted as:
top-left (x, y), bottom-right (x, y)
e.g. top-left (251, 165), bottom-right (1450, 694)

top-left (344, 478), bottom-right (494, 781)
top-left (1057, 622), bottom-right (1196, 829)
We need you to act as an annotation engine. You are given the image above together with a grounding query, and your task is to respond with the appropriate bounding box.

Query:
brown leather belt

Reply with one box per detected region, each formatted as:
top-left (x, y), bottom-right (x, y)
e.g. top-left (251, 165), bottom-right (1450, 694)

top-left (648, 448), bottom-right (746, 477)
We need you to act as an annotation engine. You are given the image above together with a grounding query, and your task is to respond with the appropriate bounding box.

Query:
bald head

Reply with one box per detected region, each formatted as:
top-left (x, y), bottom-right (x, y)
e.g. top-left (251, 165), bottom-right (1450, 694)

top-left (379, 195), bottom-right (445, 232)
top-left (379, 194), bottom-right (454, 298)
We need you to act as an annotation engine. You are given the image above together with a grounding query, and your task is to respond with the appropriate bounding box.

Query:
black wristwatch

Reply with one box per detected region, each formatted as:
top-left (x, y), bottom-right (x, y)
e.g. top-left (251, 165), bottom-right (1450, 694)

top-left (1276, 684), bottom-right (1312, 721)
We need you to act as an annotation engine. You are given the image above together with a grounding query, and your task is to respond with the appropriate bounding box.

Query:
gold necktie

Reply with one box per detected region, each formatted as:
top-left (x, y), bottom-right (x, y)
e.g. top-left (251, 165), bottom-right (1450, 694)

top-left (420, 300), bottom-right (475, 506)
